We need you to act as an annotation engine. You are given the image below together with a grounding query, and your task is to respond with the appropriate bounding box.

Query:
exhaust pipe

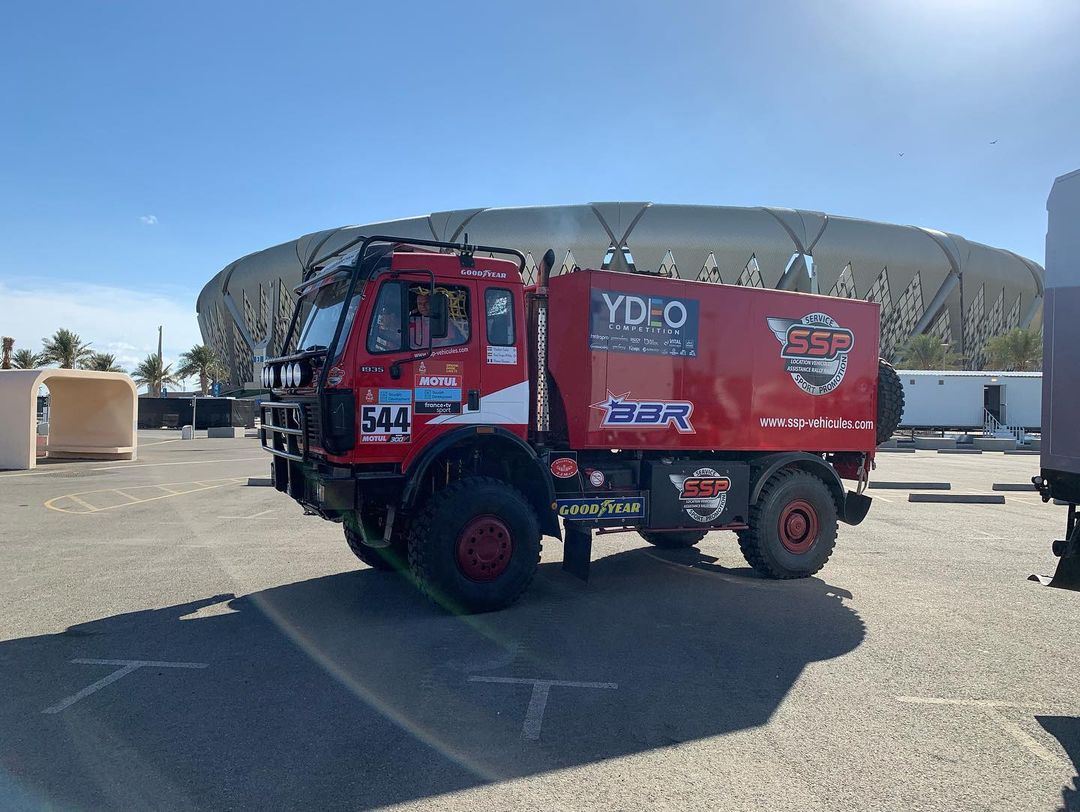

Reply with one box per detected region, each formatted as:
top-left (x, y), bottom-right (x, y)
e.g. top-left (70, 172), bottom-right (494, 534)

top-left (534, 249), bottom-right (556, 448)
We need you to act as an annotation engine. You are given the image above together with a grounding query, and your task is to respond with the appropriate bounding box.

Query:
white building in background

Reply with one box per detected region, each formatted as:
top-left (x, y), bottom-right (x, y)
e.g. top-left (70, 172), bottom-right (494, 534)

top-left (898, 370), bottom-right (1042, 431)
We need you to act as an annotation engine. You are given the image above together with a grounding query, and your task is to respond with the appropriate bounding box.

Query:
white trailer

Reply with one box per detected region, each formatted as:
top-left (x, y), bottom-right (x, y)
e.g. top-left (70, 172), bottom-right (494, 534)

top-left (898, 370), bottom-right (1041, 432)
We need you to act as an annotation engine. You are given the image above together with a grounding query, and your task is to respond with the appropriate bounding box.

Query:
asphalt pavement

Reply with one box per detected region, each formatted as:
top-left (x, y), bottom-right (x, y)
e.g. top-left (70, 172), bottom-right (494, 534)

top-left (0, 432), bottom-right (1077, 811)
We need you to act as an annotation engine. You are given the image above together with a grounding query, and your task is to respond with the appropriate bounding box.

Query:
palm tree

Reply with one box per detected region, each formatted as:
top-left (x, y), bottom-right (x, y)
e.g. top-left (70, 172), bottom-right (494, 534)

top-left (12, 348), bottom-right (43, 369)
top-left (133, 354), bottom-right (177, 397)
top-left (176, 344), bottom-right (226, 395)
top-left (985, 327), bottom-right (1042, 371)
top-left (84, 352), bottom-right (125, 373)
top-left (896, 334), bottom-right (961, 370)
top-left (41, 328), bottom-right (94, 369)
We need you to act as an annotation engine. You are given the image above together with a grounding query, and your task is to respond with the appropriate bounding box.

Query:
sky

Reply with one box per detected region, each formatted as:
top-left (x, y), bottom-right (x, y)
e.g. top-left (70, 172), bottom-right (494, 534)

top-left (2, 0), bottom-right (1078, 373)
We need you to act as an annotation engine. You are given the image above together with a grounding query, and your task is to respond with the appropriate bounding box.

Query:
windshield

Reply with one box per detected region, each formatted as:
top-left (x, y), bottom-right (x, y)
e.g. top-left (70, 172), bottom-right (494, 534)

top-left (295, 275), bottom-right (360, 357)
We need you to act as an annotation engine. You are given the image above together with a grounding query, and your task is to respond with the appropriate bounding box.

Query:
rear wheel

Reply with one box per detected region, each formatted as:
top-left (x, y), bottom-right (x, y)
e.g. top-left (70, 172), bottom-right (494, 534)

top-left (409, 476), bottom-right (542, 613)
top-left (638, 529), bottom-right (708, 549)
top-left (737, 469), bottom-right (837, 578)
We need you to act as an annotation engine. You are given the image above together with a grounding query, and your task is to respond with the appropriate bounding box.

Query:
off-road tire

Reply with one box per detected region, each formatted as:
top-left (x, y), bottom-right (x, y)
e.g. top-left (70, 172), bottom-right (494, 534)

top-left (344, 523), bottom-right (408, 572)
top-left (876, 359), bottom-right (905, 445)
top-left (737, 469), bottom-right (838, 579)
top-left (408, 476), bottom-right (542, 613)
top-left (638, 529), bottom-right (708, 549)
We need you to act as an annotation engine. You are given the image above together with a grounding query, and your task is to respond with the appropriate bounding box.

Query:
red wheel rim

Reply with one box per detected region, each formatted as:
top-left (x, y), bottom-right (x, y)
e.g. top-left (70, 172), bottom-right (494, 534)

top-left (778, 499), bottom-right (819, 553)
top-left (456, 516), bottom-right (514, 582)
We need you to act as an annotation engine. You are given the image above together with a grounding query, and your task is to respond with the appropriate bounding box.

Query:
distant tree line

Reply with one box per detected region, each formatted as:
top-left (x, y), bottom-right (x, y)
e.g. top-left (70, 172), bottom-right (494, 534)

top-left (0, 329), bottom-right (226, 396)
top-left (894, 327), bottom-right (1042, 371)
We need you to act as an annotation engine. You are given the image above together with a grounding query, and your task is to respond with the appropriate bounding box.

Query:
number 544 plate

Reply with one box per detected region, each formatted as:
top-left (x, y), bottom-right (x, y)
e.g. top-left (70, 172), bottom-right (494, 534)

top-left (360, 405), bottom-right (411, 444)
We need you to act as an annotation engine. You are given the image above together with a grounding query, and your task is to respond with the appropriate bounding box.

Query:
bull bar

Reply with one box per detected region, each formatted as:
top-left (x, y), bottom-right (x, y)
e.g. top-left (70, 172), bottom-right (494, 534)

top-left (260, 401), bottom-right (307, 462)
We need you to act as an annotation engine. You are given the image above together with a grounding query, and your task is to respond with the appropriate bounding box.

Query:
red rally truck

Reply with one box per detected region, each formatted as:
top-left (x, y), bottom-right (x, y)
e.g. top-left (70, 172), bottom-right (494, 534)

top-left (261, 236), bottom-right (904, 612)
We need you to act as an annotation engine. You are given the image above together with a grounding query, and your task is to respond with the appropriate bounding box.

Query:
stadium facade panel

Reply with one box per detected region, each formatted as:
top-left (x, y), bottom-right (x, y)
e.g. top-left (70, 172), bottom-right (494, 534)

top-left (196, 203), bottom-right (1044, 388)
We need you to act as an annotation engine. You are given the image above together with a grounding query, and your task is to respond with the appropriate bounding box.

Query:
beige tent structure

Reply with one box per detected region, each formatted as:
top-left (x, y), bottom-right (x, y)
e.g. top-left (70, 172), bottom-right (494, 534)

top-left (0, 369), bottom-right (137, 471)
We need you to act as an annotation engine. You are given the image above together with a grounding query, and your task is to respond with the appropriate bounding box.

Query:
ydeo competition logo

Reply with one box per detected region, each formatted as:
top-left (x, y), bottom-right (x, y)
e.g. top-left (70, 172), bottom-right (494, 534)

top-left (590, 392), bottom-right (695, 433)
top-left (767, 313), bottom-right (855, 396)
top-left (669, 468), bottom-right (730, 523)
top-left (555, 497), bottom-right (646, 520)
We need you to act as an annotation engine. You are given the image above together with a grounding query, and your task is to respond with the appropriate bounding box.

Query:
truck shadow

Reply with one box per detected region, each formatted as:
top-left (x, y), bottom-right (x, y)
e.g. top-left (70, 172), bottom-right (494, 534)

top-left (0, 548), bottom-right (865, 810)
top-left (1037, 716), bottom-right (1080, 812)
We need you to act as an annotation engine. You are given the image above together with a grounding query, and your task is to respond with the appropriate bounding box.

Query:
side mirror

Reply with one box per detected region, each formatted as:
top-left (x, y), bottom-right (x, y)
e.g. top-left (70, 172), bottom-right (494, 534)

top-left (430, 292), bottom-right (449, 339)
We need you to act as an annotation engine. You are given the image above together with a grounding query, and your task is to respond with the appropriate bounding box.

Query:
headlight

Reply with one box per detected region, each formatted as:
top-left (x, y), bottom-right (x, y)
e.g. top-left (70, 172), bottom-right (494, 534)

top-left (292, 362), bottom-right (303, 387)
top-left (285, 364), bottom-right (295, 387)
top-left (261, 367), bottom-right (268, 387)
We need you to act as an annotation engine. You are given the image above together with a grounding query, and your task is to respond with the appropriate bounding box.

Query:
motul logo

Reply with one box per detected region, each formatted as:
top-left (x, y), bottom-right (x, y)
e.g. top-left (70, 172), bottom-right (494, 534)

top-left (416, 375), bottom-right (460, 387)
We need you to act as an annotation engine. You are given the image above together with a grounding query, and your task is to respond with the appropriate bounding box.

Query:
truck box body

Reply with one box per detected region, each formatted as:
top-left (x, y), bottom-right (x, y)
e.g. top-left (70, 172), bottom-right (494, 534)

top-left (548, 269), bottom-right (881, 453)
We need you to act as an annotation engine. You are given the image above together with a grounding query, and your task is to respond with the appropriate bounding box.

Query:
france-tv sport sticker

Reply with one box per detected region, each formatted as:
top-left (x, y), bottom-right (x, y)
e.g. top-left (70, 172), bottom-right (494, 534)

top-left (766, 313), bottom-right (855, 396)
top-left (590, 392), bottom-right (695, 433)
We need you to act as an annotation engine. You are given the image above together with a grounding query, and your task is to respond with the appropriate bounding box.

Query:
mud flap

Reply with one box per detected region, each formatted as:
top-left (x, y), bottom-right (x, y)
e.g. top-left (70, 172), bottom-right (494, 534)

top-left (1029, 516), bottom-right (1080, 591)
top-left (843, 490), bottom-right (872, 526)
top-left (562, 522), bottom-right (592, 581)
top-left (1029, 556), bottom-right (1080, 591)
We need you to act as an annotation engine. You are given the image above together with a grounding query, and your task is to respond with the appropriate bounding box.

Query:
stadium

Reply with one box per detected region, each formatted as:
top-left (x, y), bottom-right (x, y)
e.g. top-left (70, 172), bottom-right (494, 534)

top-left (196, 203), bottom-right (1045, 389)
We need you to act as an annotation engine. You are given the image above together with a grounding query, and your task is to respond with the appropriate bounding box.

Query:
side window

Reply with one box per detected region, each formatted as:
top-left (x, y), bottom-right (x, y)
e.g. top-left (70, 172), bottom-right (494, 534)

top-left (367, 281), bottom-right (405, 354)
top-left (485, 288), bottom-right (515, 346)
top-left (407, 285), bottom-right (470, 349)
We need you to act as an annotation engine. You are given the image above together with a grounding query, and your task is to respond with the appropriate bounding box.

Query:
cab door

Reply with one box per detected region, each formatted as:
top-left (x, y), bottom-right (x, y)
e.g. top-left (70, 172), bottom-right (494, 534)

top-left (475, 285), bottom-right (529, 440)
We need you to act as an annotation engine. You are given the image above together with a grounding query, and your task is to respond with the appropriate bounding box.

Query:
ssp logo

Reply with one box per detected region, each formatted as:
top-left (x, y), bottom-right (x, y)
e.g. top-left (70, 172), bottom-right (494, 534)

top-left (668, 467), bottom-right (730, 523)
top-left (767, 313), bottom-right (854, 396)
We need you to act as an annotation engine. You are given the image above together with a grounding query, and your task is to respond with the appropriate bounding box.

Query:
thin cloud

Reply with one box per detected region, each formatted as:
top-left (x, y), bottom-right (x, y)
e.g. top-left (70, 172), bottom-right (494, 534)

top-left (139, 214), bottom-right (159, 225)
top-left (0, 280), bottom-right (201, 371)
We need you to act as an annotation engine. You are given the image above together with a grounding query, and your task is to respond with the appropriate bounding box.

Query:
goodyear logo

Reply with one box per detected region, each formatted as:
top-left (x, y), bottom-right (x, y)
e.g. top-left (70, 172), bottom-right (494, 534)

top-left (555, 497), bottom-right (645, 520)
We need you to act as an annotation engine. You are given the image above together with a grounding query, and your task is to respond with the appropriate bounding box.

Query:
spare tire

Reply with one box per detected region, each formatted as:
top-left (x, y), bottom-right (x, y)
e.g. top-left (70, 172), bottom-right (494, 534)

top-left (876, 359), bottom-right (905, 445)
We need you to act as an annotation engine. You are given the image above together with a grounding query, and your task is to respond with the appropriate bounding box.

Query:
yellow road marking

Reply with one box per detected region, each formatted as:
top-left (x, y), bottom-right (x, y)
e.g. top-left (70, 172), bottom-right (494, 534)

top-left (45, 478), bottom-right (245, 514)
top-left (66, 494), bottom-right (100, 512)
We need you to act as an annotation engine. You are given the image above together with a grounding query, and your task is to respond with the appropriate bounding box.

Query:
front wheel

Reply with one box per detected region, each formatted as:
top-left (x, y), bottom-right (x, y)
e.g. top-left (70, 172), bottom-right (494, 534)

top-left (344, 522), bottom-right (407, 572)
top-left (408, 476), bottom-right (542, 613)
top-left (737, 469), bottom-right (838, 578)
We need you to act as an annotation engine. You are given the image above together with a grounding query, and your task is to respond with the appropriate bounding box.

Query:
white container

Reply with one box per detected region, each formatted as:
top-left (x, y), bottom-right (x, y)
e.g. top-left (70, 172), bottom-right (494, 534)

top-left (181, 425), bottom-right (195, 440)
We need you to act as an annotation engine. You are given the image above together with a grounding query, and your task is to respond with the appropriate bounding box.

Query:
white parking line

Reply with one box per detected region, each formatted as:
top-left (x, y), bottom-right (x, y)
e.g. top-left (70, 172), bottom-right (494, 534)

top-left (92, 457), bottom-right (263, 471)
top-left (216, 509), bottom-right (276, 519)
top-left (896, 695), bottom-right (1068, 769)
top-left (469, 676), bottom-right (618, 740)
top-left (43, 658), bottom-right (209, 714)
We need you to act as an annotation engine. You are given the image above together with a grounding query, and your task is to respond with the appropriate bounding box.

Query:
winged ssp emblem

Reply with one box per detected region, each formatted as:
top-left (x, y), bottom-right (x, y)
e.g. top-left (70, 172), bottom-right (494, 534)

top-left (767, 317), bottom-right (798, 347)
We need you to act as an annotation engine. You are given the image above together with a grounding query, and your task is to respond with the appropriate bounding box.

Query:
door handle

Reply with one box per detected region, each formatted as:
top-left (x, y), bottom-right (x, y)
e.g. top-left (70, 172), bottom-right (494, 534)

top-left (467, 389), bottom-right (480, 411)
